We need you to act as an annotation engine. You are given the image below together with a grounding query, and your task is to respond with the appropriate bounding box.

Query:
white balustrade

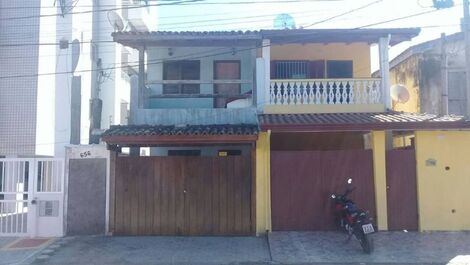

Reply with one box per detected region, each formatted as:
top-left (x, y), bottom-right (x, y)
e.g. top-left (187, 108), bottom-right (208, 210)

top-left (269, 79), bottom-right (382, 105)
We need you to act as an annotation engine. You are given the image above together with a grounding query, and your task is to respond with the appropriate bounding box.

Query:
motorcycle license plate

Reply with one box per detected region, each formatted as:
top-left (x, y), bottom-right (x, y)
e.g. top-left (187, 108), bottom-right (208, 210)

top-left (362, 224), bottom-right (374, 234)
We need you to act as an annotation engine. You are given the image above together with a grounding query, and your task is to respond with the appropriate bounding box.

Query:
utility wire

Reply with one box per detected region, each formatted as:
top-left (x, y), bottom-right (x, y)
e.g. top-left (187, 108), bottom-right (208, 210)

top-left (359, 3), bottom-right (462, 28)
top-left (0, 0), bottom-right (342, 10)
top-left (303, 0), bottom-right (383, 28)
top-left (0, 1), bottom-right (438, 80)
top-left (0, 0), bottom-right (202, 21)
top-left (0, 0), bottom-right (344, 21)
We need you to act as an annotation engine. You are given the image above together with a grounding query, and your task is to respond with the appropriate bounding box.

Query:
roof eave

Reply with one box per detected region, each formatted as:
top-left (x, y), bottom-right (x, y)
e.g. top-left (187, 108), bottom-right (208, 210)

top-left (102, 134), bottom-right (258, 146)
top-left (260, 122), bottom-right (470, 132)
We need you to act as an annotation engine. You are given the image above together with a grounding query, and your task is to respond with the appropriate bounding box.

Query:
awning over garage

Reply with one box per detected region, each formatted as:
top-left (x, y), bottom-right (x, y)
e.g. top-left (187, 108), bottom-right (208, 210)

top-left (259, 112), bottom-right (470, 132)
top-left (102, 124), bottom-right (259, 146)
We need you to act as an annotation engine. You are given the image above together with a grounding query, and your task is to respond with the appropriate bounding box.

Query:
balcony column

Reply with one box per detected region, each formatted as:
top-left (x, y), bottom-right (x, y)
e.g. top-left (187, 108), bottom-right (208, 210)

top-left (262, 39), bottom-right (271, 109)
top-left (379, 35), bottom-right (391, 110)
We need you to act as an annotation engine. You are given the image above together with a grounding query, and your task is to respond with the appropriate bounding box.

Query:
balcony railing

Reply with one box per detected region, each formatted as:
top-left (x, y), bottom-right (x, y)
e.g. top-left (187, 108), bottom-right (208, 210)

top-left (269, 79), bottom-right (382, 105)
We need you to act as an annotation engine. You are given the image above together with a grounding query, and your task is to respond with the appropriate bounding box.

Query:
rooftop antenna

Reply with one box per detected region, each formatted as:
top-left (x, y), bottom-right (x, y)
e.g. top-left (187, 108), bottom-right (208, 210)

top-left (273, 13), bottom-right (296, 29)
top-left (107, 11), bottom-right (125, 32)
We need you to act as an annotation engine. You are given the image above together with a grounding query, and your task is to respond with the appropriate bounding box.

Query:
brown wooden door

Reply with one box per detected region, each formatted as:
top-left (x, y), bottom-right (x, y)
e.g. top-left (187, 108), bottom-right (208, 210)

top-left (271, 150), bottom-right (376, 231)
top-left (114, 156), bottom-right (251, 236)
top-left (386, 149), bottom-right (418, 231)
top-left (214, 61), bottom-right (241, 108)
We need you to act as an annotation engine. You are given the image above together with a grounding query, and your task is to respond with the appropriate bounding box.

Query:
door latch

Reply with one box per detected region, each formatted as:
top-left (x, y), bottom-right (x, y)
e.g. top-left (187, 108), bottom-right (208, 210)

top-left (31, 198), bottom-right (38, 205)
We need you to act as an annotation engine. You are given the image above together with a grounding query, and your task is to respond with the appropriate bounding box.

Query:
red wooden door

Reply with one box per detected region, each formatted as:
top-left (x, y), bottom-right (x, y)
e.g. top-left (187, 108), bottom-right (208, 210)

top-left (271, 151), bottom-right (323, 231)
top-left (386, 149), bottom-right (418, 231)
top-left (214, 61), bottom-right (241, 108)
top-left (271, 150), bottom-right (376, 231)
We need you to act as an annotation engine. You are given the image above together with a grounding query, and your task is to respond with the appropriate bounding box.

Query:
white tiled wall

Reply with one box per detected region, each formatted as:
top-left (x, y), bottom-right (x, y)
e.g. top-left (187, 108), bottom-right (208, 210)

top-left (0, 1), bottom-right (40, 156)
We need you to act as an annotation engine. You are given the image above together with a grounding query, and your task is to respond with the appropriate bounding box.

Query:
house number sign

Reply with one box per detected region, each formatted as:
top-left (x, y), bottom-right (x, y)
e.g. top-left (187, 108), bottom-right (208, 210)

top-left (80, 151), bottom-right (92, 158)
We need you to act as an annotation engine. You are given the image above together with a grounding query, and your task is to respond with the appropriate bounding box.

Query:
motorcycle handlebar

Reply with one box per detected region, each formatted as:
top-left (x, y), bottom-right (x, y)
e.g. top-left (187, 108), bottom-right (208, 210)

top-left (343, 186), bottom-right (356, 197)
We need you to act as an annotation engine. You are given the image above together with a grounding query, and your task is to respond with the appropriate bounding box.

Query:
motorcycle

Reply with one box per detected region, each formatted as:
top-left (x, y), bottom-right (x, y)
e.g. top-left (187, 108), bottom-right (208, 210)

top-left (330, 178), bottom-right (375, 254)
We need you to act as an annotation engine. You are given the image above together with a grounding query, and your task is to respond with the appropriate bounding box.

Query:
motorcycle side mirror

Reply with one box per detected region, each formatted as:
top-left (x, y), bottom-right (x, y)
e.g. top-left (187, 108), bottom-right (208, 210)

top-left (347, 178), bottom-right (352, 184)
top-left (331, 194), bottom-right (336, 199)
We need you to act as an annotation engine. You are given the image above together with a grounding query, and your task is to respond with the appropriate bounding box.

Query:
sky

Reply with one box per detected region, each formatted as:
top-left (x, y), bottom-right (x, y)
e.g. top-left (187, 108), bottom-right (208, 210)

top-left (156, 0), bottom-right (464, 71)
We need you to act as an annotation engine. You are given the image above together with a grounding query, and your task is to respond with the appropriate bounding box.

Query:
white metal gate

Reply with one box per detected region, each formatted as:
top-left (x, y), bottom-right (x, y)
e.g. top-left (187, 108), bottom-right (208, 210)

top-left (0, 158), bottom-right (64, 237)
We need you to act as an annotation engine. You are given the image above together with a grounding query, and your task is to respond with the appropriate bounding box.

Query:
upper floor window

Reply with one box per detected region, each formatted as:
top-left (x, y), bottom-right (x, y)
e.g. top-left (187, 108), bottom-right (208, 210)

top-left (326, 60), bottom-right (353, 78)
top-left (163, 60), bottom-right (200, 94)
top-left (271, 60), bottom-right (353, 79)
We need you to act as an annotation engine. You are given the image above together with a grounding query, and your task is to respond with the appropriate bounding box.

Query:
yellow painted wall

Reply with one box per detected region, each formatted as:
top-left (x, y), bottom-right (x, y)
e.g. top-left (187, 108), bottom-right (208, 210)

top-left (390, 56), bottom-right (420, 113)
top-left (415, 130), bottom-right (470, 231)
top-left (256, 131), bottom-right (272, 234)
top-left (264, 103), bottom-right (385, 114)
top-left (371, 131), bottom-right (388, 230)
top-left (270, 43), bottom-right (371, 78)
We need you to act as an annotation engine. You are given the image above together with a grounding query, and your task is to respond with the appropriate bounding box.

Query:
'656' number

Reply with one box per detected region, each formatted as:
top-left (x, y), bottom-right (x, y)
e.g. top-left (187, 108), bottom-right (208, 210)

top-left (80, 151), bottom-right (91, 158)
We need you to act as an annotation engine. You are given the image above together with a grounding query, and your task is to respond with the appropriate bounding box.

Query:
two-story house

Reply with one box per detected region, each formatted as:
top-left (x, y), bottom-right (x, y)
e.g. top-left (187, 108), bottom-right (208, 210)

top-left (102, 28), bottom-right (470, 236)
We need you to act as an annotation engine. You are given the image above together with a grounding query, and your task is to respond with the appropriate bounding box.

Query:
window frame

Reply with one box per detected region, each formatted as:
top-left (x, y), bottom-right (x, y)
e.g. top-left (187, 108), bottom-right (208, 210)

top-left (162, 60), bottom-right (201, 94)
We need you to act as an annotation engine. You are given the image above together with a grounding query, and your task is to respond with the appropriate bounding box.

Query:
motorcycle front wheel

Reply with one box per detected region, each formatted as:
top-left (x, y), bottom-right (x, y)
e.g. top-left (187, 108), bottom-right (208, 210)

top-left (358, 232), bottom-right (374, 254)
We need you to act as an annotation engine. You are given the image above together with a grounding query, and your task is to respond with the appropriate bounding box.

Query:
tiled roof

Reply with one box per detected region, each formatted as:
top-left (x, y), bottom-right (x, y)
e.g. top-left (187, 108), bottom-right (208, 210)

top-left (102, 124), bottom-right (259, 137)
top-left (112, 30), bottom-right (260, 37)
top-left (112, 28), bottom-right (420, 47)
top-left (259, 112), bottom-right (470, 131)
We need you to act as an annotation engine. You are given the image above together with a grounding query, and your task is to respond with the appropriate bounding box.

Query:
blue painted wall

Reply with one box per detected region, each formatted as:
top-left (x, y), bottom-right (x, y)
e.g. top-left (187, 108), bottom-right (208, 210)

top-left (146, 46), bottom-right (255, 109)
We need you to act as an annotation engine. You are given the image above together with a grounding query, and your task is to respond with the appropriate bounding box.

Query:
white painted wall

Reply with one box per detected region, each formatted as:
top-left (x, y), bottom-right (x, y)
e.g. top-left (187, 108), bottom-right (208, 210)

top-left (36, 0), bottom-right (59, 156)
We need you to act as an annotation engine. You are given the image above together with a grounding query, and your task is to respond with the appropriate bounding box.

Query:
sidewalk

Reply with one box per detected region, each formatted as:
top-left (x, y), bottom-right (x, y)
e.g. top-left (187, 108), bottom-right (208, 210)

top-left (2, 231), bottom-right (470, 264)
top-left (26, 235), bottom-right (271, 265)
top-left (0, 237), bottom-right (55, 265)
top-left (268, 231), bottom-right (470, 265)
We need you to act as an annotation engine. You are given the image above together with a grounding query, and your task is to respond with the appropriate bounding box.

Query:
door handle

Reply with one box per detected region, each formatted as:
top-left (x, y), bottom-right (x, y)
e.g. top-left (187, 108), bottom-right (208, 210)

top-left (31, 197), bottom-right (38, 205)
top-left (183, 190), bottom-right (187, 194)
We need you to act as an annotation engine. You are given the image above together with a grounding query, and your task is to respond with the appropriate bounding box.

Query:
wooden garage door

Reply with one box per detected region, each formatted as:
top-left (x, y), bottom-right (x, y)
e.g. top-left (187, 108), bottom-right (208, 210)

top-left (113, 156), bottom-right (252, 235)
top-left (386, 149), bottom-right (418, 231)
top-left (271, 150), bottom-right (376, 231)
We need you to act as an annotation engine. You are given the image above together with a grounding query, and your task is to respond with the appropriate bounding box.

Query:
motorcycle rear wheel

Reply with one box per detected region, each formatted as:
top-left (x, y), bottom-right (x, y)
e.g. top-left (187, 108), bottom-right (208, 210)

top-left (358, 232), bottom-right (374, 254)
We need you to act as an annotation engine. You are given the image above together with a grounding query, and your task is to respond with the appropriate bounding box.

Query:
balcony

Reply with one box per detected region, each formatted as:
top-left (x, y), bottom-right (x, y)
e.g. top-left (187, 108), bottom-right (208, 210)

top-left (146, 80), bottom-right (253, 109)
top-left (264, 78), bottom-right (384, 113)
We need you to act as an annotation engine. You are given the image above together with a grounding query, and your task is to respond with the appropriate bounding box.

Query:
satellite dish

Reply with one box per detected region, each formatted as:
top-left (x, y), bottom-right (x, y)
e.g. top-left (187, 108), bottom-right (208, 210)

top-left (390, 84), bottom-right (410, 103)
top-left (71, 39), bottom-right (80, 73)
top-left (107, 11), bottom-right (125, 32)
top-left (273, 13), bottom-right (296, 29)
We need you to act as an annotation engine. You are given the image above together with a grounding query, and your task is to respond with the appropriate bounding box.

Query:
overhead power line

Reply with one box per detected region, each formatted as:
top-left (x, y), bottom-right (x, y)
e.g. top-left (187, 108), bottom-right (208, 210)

top-left (0, 0), bottom-right (341, 10)
top-left (303, 0), bottom-right (384, 28)
top-left (359, 3), bottom-right (461, 28)
top-left (0, 0), bottom-right (201, 21)
top-left (0, 1), bottom-right (446, 80)
top-left (0, 0), bottom-right (344, 21)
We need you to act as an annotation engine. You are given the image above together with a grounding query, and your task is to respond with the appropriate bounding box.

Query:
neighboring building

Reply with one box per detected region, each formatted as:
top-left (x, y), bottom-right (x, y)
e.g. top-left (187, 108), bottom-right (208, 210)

top-left (0, 0), bottom-right (157, 158)
top-left (103, 27), bottom-right (470, 236)
top-left (387, 32), bottom-right (467, 115)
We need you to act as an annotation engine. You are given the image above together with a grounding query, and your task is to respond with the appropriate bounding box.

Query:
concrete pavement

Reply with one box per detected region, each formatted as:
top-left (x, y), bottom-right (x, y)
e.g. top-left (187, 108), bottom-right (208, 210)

top-left (269, 231), bottom-right (470, 265)
top-left (2, 231), bottom-right (470, 264)
top-left (27, 235), bottom-right (271, 265)
top-left (0, 237), bottom-right (54, 265)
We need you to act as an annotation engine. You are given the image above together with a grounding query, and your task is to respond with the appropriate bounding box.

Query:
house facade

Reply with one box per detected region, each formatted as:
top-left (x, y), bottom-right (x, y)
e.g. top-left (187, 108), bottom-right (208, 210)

top-left (102, 27), bottom-right (470, 236)
top-left (388, 32), bottom-right (468, 116)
